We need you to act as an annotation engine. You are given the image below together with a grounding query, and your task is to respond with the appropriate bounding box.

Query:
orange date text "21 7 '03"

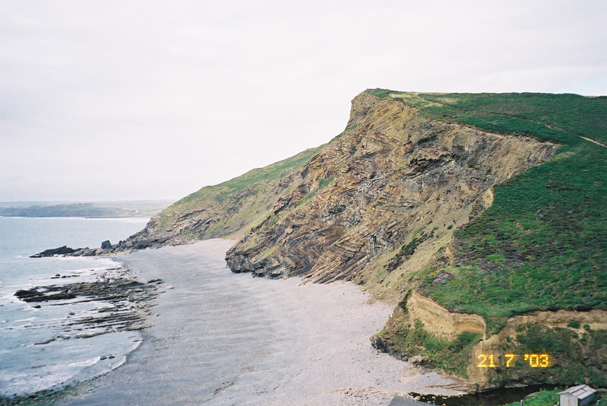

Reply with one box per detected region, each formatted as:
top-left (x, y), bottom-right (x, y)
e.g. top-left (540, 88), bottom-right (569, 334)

top-left (477, 354), bottom-right (550, 368)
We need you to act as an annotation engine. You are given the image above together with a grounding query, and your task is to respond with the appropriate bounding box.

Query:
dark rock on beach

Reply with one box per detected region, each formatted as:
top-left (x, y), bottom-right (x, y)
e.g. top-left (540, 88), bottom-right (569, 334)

top-left (14, 275), bottom-right (165, 336)
top-left (30, 246), bottom-right (79, 258)
top-left (30, 245), bottom-right (113, 258)
top-left (31, 239), bottom-right (132, 259)
top-left (15, 278), bottom-right (161, 304)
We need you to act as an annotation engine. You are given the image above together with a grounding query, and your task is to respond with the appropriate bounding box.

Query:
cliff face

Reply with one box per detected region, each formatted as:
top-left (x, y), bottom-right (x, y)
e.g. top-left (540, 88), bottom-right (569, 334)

top-left (96, 89), bottom-right (605, 390)
top-left (225, 93), bottom-right (557, 286)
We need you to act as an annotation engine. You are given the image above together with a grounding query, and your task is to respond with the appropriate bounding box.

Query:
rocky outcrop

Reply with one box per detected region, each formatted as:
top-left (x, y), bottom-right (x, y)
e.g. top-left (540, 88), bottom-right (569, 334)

top-left (30, 246), bottom-right (78, 258)
top-left (14, 275), bottom-right (164, 335)
top-left (31, 245), bottom-right (113, 258)
top-left (406, 291), bottom-right (486, 340)
top-left (15, 278), bottom-right (161, 304)
top-left (225, 93), bottom-right (558, 284)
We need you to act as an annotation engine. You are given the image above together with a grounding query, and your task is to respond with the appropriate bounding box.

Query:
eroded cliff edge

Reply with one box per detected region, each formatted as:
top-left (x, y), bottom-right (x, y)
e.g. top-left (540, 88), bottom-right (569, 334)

top-left (225, 92), bottom-right (557, 292)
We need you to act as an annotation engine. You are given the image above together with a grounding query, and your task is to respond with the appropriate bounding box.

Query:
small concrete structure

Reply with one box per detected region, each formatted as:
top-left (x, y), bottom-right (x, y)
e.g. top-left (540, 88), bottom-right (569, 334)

top-left (559, 385), bottom-right (596, 406)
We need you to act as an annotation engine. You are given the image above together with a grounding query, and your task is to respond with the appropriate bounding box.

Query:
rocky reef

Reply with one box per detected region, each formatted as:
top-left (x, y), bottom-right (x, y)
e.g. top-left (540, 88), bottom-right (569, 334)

top-left (14, 269), bottom-right (163, 338)
top-left (31, 244), bottom-right (114, 258)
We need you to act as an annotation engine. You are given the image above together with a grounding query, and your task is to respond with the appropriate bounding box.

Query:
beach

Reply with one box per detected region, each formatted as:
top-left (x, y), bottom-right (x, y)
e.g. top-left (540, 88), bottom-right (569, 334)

top-left (59, 239), bottom-right (461, 406)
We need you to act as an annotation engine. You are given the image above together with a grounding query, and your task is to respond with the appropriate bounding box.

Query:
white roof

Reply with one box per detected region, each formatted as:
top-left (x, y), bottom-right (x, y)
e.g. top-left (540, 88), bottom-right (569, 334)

top-left (559, 385), bottom-right (596, 400)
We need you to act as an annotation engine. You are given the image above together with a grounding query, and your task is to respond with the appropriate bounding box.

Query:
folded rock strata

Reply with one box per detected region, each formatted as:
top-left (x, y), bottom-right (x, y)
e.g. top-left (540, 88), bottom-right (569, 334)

top-left (225, 92), bottom-right (558, 283)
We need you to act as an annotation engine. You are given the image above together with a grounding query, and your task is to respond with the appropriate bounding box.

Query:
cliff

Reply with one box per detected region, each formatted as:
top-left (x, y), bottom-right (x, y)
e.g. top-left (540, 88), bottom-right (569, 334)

top-left (94, 89), bottom-right (607, 390)
top-left (362, 90), bottom-right (607, 389)
top-left (225, 93), bottom-right (556, 289)
top-left (225, 90), bottom-right (607, 389)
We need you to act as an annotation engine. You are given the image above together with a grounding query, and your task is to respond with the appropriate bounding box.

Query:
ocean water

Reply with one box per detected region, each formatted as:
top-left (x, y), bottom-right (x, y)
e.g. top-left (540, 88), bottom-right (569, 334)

top-left (0, 216), bottom-right (149, 396)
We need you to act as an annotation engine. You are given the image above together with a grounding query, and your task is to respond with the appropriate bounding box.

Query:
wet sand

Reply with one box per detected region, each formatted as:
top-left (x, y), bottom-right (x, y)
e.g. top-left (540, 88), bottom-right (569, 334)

top-left (60, 239), bottom-right (461, 406)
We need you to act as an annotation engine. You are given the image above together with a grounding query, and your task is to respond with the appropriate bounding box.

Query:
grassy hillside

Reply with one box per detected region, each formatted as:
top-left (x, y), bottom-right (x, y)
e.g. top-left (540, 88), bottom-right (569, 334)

top-left (367, 89), bottom-right (607, 334)
top-left (147, 147), bottom-right (321, 241)
top-left (177, 147), bottom-right (318, 207)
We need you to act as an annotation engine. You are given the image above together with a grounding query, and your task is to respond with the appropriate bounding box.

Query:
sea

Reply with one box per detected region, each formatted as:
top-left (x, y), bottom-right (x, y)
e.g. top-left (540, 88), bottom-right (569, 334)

top-left (0, 216), bottom-right (149, 397)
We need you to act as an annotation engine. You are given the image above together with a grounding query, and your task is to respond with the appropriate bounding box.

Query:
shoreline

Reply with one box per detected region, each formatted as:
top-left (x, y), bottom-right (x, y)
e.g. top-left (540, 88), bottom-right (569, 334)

top-left (0, 257), bottom-right (150, 400)
top-left (52, 239), bottom-right (462, 406)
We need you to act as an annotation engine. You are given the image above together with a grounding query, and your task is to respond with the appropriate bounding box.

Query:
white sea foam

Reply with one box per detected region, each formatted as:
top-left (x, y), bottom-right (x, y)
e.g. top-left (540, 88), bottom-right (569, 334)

top-left (0, 216), bottom-right (150, 396)
top-left (0, 357), bottom-right (100, 395)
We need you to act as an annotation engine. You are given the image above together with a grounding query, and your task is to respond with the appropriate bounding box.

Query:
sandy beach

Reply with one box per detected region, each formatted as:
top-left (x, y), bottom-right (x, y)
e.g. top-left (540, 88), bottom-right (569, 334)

top-left (59, 239), bottom-right (461, 406)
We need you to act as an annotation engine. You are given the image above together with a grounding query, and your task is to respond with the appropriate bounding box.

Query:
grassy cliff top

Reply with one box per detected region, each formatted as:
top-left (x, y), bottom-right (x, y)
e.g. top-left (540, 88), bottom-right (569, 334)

top-left (367, 89), bottom-right (607, 333)
top-left (366, 89), bottom-right (607, 145)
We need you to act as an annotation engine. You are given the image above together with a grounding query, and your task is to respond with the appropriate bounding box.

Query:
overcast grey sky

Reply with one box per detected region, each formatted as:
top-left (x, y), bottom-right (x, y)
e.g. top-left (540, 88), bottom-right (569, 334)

top-left (1, 0), bottom-right (606, 202)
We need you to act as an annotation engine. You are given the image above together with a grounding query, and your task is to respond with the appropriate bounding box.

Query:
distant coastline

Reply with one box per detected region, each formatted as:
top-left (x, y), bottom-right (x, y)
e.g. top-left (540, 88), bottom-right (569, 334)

top-left (0, 201), bottom-right (172, 219)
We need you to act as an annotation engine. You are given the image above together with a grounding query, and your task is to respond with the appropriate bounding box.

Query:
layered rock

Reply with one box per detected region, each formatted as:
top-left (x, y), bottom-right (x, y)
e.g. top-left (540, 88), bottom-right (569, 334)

top-left (225, 92), bottom-right (558, 283)
top-left (14, 275), bottom-right (163, 337)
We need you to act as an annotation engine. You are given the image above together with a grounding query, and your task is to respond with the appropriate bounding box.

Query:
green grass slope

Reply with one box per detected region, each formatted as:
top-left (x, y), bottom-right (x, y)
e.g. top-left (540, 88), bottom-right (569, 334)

top-left (367, 89), bottom-right (607, 334)
top-left (149, 147), bottom-right (320, 240)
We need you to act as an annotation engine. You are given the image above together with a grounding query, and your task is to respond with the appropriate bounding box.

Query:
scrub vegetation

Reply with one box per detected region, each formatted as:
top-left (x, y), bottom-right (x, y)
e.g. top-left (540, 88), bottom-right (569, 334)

top-left (502, 388), bottom-right (607, 406)
top-left (179, 147), bottom-right (319, 206)
top-left (502, 388), bottom-right (561, 406)
top-left (367, 89), bottom-right (607, 334)
top-left (374, 315), bottom-right (481, 378)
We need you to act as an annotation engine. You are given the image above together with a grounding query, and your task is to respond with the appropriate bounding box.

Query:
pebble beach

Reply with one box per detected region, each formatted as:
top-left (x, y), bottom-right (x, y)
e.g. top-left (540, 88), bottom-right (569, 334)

top-left (58, 239), bottom-right (461, 406)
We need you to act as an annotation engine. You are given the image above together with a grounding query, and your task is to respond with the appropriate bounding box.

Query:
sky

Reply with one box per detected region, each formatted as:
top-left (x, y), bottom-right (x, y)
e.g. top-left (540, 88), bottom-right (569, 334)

top-left (1, 0), bottom-right (606, 203)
